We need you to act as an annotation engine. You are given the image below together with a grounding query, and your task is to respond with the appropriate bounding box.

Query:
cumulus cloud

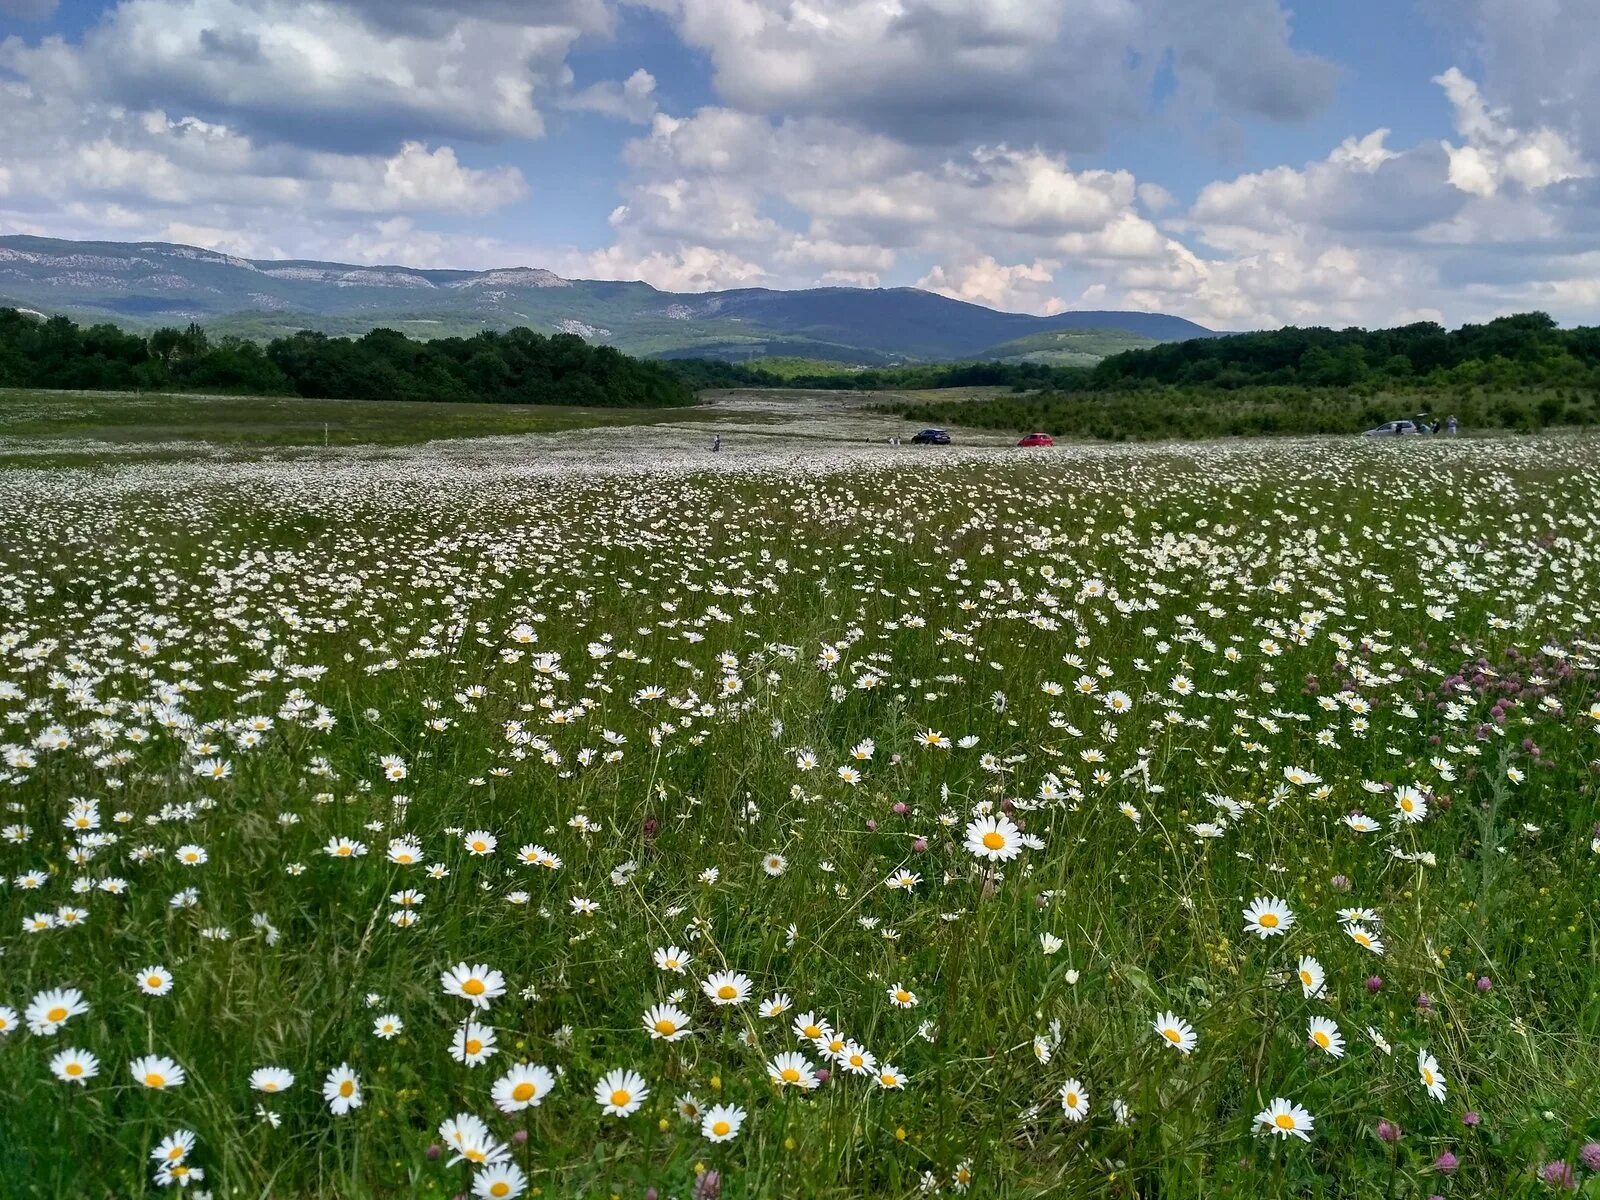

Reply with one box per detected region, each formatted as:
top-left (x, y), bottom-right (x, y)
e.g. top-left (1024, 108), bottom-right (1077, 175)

top-left (563, 69), bottom-right (660, 125)
top-left (326, 142), bottom-right (528, 213)
top-left (0, 0), bottom-right (609, 151)
top-left (643, 0), bottom-right (1336, 151)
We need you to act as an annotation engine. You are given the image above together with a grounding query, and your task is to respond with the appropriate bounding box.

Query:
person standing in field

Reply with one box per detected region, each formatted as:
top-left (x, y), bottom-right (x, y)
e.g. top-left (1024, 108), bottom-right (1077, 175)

top-left (1447, 415), bottom-right (1458, 436)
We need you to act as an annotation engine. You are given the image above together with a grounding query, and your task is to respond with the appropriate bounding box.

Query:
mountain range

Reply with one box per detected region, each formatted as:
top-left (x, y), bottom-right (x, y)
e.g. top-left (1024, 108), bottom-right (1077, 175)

top-left (0, 235), bottom-right (1216, 364)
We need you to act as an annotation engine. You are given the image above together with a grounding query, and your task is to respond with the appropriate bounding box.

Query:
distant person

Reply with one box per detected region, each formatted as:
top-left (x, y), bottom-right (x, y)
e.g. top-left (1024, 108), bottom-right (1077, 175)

top-left (711, 434), bottom-right (721, 452)
top-left (1447, 415), bottom-right (1459, 436)
top-left (1431, 419), bottom-right (1442, 434)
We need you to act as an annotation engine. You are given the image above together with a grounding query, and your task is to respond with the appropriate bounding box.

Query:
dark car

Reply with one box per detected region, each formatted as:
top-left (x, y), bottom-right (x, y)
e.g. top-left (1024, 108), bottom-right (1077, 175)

top-left (910, 428), bottom-right (951, 445)
top-left (1017, 432), bottom-right (1054, 447)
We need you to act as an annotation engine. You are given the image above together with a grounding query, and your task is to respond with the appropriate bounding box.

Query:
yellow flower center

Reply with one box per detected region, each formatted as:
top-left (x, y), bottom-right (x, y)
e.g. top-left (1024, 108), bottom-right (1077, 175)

top-left (717, 985), bottom-right (736, 1000)
top-left (1314, 1032), bottom-right (1330, 1047)
top-left (466, 1149), bottom-right (486, 1163)
top-left (473, 841), bottom-right (486, 852)
top-left (463, 978), bottom-right (486, 996)
top-left (712, 1120), bottom-right (731, 1137)
top-left (396, 853), bottom-right (414, 863)
top-left (145, 1073), bottom-right (165, 1088)
top-left (337, 846), bottom-right (351, 856)
top-left (491, 1184), bottom-right (510, 1198)
top-left (147, 976), bottom-right (163, 988)
top-left (781, 1068), bottom-right (800, 1083)
top-left (1065, 1092), bottom-right (1078, 1107)
top-left (981, 831), bottom-right (1005, 850)
top-left (263, 1082), bottom-right (279, 1091)
top-left (167, 1147), bottom-right (184, 1160)
top-left (655, 1019), bottom-right (677, 1035)
top-left (339, 1080), bottom-right (354, 1097)
top-left (66, 1063), bottom-right (83, 1075)
top-left (1258, 913), bottom-right (1279, 928)
top-left (1299, 971), bottom-right (1312, 985)
top-left (465, 1039), bottom-right (483, 1055)
top-left (1163, 1028), bottom-right (1182, 1043)
top-left (896, 991), bottom-right (911, 1004)
top-left (1423, 1068), bottom-right (1434, 1084)
top-left (803, 1025), bottom-right (820, 1038)
top-left (512, 1082), bottom-right (536, 1102)
top-left (46, 1006), bottom-right (67, 1022)
top-left (1274, 1113), bottom-right (1295, 1130)
top-left (610, 1089), bottom-right (631, 1107)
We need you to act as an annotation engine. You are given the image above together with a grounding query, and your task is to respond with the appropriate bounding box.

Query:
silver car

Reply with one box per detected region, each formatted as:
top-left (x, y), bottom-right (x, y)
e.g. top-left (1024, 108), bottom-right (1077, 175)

top-left (1363, 420), bottom-right (1433, 437)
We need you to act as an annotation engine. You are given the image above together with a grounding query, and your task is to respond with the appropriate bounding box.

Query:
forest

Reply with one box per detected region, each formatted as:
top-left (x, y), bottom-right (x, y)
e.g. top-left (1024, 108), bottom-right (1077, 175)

top-left (1089, 311), bottom-right (1600, 389)
top-left (0, 310), bottom-right (696, 408)
top-left (896, 313), bottom-right (1600, 439)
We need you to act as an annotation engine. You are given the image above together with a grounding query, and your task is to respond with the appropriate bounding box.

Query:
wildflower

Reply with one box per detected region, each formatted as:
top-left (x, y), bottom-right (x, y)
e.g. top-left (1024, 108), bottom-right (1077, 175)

top-left (137, 965), bottom-right (174, 996)
top-left (702, 971), bottom-right (752, 1006)
top-left (701, 1104), bottom-right (746, 1143)
top-left (767, 1051), bottom-right (820, 1090)
top-left (644, 1003), bottom-right (692, 1042)
top-left (472, 1163), bottom-right (527, 1200)
top-left (26, 987), bottom-right (88, 1034)
top-left (595, 1068), bottom-right (649, 1116)
top-left (492, 1063), bottom-right (555, 1112)
top-left (324, 1064), bottom-right (361, 1114)
top-left (654, 945), bottom-right (691, 973)
top-left (1418, 1049), bottom-right (1447, 1101)
top-left (1153, 1011), bottom-right (1197, 1054)
top-left (151, 1130), bottom-right (196, 1165)
top-left (132, 1055), bottom-right (186, 1090)
top-left (1296, 956), bottom-right (1325, 998)
top-left (50, 1047), bottom-right (100, 1085)
top-left (450, 1020), bottom-right (498, 1066)
top-left (1242, 896), bottom-right (1295, 939)
top-left (439, 1113), bottom-right (507, 1166)
top-left (441, 962), bottom-right (506, 1009)
top-left (887, 983), bottom-right (919, 1009)
top-left (1059, 1079), bottom-right (1089, 1121)
top-left (1255, 1098), bottom-right (1314, 1141)
top-left (250, 1067), bottom-right (295, 1093)
top-left (1307, 1017), bottom-right (1345, 1058)
top-left (373, 1013), bottom-right (404, 1038)
top-left (964, 814), bottom-right (1022, 862)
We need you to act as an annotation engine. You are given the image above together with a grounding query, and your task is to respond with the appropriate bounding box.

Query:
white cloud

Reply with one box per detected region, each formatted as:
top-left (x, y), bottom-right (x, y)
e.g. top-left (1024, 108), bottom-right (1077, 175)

top-left (0, 0), bottom-right (611, 150)
top-left (563, 69), bottom-right (659, 124)
top-left (644, 0), bottom-right (1336, 151)
top-left (326, 142), bottom-right (528, 213)
top-left (1434, 67), bottom-right (1588, 197)
top-left (918, 257), bottom-right (1064, 315)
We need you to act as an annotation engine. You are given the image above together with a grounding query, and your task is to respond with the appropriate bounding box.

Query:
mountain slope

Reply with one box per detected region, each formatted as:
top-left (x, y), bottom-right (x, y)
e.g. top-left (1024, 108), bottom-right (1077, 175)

top-left (0, 235), bottom-right (1215, 363)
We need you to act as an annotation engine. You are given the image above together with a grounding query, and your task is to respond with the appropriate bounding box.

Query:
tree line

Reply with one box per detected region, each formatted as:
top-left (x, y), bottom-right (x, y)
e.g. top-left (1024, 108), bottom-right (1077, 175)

top-left (664, 356), bottom-right (1091, 393)
top-left (0, 310), bottom-right (696, 408)
top-left (1091, 312), bottom-right (1600, 390)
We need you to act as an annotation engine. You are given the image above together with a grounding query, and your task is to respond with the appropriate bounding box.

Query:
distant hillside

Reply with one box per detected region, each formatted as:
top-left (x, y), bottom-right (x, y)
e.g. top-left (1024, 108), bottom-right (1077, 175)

top-left (980, 327), bottom-right (1166, 365)
top-left (0, 235), bottom-right (1215, 364)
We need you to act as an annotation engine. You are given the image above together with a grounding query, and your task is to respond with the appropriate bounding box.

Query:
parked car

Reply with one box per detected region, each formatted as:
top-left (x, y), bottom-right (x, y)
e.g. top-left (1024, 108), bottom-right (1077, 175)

top-left (1017, 432), bottom-right (1054, 447)
top-left (1363, 420), bottom-right (1432, 438)
top-left (910, 428), bottom-right (951, 445)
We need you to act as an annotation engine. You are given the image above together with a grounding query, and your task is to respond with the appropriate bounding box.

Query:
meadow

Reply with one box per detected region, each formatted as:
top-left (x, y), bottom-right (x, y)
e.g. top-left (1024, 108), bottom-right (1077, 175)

top-left (1, 417), bottom-right (1599, 1199)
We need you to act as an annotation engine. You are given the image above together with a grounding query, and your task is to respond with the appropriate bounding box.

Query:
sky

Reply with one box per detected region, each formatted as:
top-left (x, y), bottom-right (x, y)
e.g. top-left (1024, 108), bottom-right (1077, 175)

top-left (1, 0), bottom-right (1598, 329)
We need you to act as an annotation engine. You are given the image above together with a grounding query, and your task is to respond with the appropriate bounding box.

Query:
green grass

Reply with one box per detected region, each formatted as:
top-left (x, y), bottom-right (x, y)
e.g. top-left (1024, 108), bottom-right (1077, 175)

top-left (0, 388), bottom-right (713, 448)
top-left (1, 430), bottom-right (1599, 1198)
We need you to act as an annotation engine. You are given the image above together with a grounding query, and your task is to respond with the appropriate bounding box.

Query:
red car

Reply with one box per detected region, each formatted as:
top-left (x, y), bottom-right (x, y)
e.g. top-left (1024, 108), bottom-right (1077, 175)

top-left (1017, 432), bottom-right (1054, 447)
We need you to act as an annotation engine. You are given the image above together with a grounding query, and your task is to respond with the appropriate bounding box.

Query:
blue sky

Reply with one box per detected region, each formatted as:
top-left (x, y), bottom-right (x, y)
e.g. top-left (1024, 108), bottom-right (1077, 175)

top-left (0, 0), bottom-right (1597, 328)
